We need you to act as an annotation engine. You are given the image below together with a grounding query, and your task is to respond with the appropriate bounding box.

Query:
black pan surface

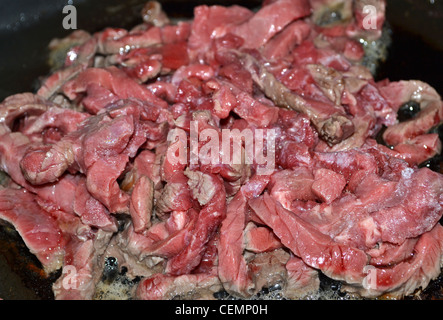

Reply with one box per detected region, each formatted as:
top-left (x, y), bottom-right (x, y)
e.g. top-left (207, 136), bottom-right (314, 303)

top-left (0, 0), bottom-right (442, 300)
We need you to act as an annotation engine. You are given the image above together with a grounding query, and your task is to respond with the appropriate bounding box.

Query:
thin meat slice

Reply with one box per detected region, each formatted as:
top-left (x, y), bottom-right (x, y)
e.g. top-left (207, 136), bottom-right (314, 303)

top-left (52, 229), bottom-right (113, 300)
top-left (367, 238), bottom-right (418, 267)
top-left (218, 174), bottom-right (270, 297)
top-left (96, 25), bottom-right (162, 55)
top-left (20, 106), bottom-right (90, 142)
top-left (261, 20), bottom-right (311, 60)
top-left (0, 188), bottom-right (65, 273)
top-left (120, 149), bottom-right (162, 192)
top-left (129, 175), bottom-right (155, 233)
top-left (193, 231), bottom-right (220, 275)
top-left (248, 192), bottom-right (369, 284)
top-left (187, 4), bottom-right (254, 59)
top-left (379, 80), bottom-right (443, 147)
top-left (19, 101), bottom-right (158, 213)
top-left (244, 222), bottom-right (283, 253)
top-left (284, 256), bottom-right (320, 299)
top-left (392, 133), bottom-right (441, 166)
top-left (73, 177), bottom-right (118, 232)
top-left (37, 35), bottom-right (97, 100)
top-left (135, 273), bottom-right (222, 300)
top-left (0, 92), bottom-right (55, 135)
top-left (20, 110), bottom-right (134, 185)
top-left (240, 53), bottom-right (355, 145)
top-left (268, 167), bottom-right (316, 209)
top-left (85, 154), bottom-right (130, 214)
top-left (350, 224), bottom-right (443, 298)
top-left (217, 191), bottom-right (253, 296)
top-left (165, 171), bottom-right (226, 275)
top-left (371, 167), bottom-right (443, 244)
top-left (62, 67), bottom-right (168, 113)
top-left (231, 0), bottom-right (311, 49)
top-left (233, 92), bottom-right (279, 127)
top-left (0, 132), bottom-right (117, 231)
top-left (119, 209), bottom-right (199, 262)
top-left (155, 171), bottom-right (193, 220)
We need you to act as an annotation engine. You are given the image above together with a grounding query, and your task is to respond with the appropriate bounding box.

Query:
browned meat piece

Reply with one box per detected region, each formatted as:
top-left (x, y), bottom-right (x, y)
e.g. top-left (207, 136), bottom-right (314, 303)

top-left (165, 171), bottom-right (226, 275)
top-left (240, 53), bottom-right (355, 145)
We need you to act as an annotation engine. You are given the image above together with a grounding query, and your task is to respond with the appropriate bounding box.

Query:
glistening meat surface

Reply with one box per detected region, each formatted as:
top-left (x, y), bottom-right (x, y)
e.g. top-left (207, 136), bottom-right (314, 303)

top-left (0, 0), bottom-right (442, 300)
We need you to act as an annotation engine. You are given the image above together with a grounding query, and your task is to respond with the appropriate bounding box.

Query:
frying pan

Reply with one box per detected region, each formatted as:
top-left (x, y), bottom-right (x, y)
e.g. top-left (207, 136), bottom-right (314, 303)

top-left (0, 0), bottom-right (442, 300)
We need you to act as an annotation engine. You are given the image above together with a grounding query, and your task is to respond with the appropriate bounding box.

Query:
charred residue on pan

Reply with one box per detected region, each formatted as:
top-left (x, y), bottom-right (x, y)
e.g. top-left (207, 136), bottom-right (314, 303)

top-left (0, 224), bottom-right (60, 300)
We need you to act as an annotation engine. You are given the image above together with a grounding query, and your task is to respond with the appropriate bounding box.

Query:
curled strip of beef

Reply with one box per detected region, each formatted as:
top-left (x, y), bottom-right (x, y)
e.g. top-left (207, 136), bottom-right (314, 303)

top-left (18, 100), bottom-right (165, 214)
top-left (218, 174), bottom-right (273, 297)
top-left (165, 171), bottom-right (226, 275)
top-left (261, 20), bottom-right (311, 61)
top-left (284, 256), bottom-right (320, 299)
top-left (155, 172), bottom-right (193, 221)
top-left (19, 110), bottom-right (134, 185)
top-left (120, 149), bottom-right (162, 192)
top-left (0, 93), bottom-right (55, 135)
top-left (380, 80), bottom-right (443, 147)
top-left (348, 224), bottom-right (443, 298)
top-left (249, 192), bottom-right (369, 285)
top-left (95, 25), bottom-right (162, 55)
top-left (187, 4), bottom-right (254, 60)
top-left (20, 106), bottom-right (90, 143)
top-left (367, 80), bottom-right (443, 165)
top-left (119, 209), bottom-right (199, 262)
top-left (218, 191), bottom-right (253, 296)
top-left (306, 64), bottom-right (344, 106)
top-left (240, 53), bottom-right (355, 145)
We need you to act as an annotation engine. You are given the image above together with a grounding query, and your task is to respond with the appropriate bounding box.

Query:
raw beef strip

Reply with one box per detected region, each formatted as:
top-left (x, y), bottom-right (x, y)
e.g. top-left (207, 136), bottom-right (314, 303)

top-left (0, 188), bottom-right (65, 273)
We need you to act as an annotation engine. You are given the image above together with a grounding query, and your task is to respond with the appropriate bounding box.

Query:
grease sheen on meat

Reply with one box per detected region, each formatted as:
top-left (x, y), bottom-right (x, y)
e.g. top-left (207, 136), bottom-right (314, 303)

top-left (0, 0), bottom-right (442, 300)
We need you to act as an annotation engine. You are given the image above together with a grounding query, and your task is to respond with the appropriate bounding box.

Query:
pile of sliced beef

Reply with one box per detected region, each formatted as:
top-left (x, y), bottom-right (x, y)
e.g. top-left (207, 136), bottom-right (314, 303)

top-left (0, 0), bottom-right (442, 300)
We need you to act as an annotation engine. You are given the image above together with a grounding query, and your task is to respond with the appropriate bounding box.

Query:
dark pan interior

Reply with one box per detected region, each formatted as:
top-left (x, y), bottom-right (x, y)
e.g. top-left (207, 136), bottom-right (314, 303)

top-left (0, 0), bottom-right (442, 300)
